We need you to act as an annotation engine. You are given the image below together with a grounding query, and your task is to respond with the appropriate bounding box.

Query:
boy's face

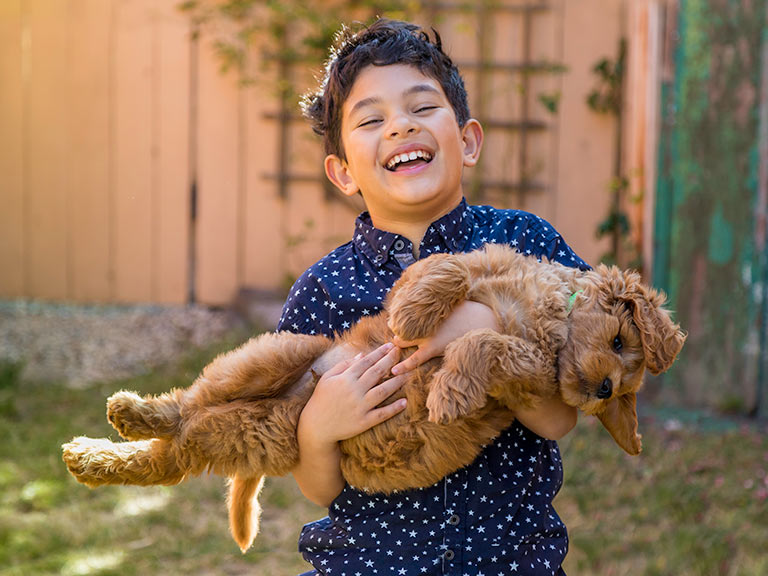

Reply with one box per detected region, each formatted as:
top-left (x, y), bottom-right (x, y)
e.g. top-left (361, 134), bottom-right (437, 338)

top-left (324, 64), bottom-right (482, 226)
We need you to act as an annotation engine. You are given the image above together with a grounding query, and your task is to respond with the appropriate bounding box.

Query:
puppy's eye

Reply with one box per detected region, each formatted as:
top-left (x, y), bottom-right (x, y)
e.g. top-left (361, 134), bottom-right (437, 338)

top-left (612, 335), bottom-right (623, 352)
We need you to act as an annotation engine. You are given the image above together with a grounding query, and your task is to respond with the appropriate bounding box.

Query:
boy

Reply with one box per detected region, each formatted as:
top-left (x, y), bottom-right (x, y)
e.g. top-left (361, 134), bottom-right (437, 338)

top-left (278, 18), bottom-right (589, 575)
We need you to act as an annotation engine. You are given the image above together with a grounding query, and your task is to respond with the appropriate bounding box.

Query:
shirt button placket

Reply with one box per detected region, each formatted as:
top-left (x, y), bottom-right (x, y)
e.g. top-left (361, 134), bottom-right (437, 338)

top-left (442, 473), bottom-right (466, 574)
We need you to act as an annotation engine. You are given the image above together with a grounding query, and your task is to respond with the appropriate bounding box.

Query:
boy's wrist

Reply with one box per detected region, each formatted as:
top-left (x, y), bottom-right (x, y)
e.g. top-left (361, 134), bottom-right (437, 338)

top-left (298, 410), bottom-right (340, 452)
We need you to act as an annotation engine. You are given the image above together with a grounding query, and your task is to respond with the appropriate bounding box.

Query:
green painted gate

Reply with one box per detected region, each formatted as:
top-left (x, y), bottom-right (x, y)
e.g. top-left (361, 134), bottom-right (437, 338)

top-left (654, 0), bottom-right (768, 416)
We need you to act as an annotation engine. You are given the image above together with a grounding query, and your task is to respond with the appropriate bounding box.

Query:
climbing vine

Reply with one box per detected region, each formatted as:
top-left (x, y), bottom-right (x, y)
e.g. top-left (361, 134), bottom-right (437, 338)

top-left (178, 0), bottom-right (422, 88)
top-left (587, 39), bottom-right (641, 269)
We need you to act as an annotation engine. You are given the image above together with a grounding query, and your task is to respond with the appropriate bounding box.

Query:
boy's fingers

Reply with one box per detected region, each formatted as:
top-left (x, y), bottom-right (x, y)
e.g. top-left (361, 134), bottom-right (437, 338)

top-left (366, 398), bottom-right (407, 427)
top-left (365, 373), bottom-right (408, 406)
top-left (357, 346), bottom-right (400, 386)
top-left (321, 356), bottom-right (355, 379)
top-left (392, 348), bottom-right (432, 374)
top-left (349, 343), bottom-right (396, 375)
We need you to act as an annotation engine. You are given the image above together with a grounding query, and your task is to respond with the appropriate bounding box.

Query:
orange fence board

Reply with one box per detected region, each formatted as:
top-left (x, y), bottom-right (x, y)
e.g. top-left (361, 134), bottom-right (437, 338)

top-left (113, 0), bottom-right (154, 302)
top-left (0, 0), bottom-right (24, 297)
top-left (68, 0), bottom-right (112, 301)
top-left (195, 35), bottom-right (240, 305)
top-left (25, 0), bottom-right (69, 299)
top-left (155, 3), bottom-right (191, 304)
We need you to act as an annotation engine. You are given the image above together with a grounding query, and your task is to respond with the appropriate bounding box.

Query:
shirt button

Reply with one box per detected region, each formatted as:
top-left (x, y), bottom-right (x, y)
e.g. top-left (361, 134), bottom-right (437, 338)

top-left (393, 239), bottom-right (405, 251)
top-left (443, 549), bottom-right (455, 561)
top-left (375, 254), bottom-right (384, 262)
top-left (448, 514), bottom-right (460, 526)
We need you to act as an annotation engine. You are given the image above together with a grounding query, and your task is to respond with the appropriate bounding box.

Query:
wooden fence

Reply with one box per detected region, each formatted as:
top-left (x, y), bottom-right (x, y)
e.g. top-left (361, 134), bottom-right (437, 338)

top-left (0, 0), bottom-right (625, 305)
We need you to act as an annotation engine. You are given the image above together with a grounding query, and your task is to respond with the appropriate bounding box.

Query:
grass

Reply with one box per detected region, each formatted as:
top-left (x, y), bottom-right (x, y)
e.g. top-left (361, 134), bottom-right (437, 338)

top-left (1, 337), bottom-right (767, 576)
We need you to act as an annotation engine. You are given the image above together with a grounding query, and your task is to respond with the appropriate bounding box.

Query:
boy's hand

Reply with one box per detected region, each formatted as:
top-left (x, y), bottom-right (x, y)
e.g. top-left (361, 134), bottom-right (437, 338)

top-left (302, 343), bottom-right (409, 445)
top-left (391, 301), bottom-right (498, 374)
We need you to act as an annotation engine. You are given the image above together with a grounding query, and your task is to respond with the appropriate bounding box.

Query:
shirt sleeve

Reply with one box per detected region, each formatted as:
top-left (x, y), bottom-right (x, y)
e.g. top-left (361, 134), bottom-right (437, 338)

top-left (276, 270), bottom-right (332, 336)
top-left (524, 214), bottom-right (591, 270)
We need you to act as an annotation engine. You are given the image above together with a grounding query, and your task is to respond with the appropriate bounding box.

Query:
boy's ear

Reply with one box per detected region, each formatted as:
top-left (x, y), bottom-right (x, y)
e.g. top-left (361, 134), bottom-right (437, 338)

top-left (461, 119), bottom-right (483, 167)
top-left (324, 154), bottom-right (360, 197)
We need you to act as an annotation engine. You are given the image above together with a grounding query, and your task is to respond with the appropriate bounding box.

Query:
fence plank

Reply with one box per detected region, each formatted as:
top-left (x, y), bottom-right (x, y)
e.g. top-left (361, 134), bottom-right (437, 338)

top-left (154, 3), bottom-right (190, 304)
top-left (113, 0), bottom-right (155, 302)
top-left (0, 0), bottom-right (24, 298)
top-left (196, 34), bottom-right (240, 305)
top-left (25, 0), bottom-right (70, 299)
top-left (555, 0), bottom-right (619, 264)
top-left (243, 77), bottom-right (284, 292)
top-left (68, 0), bottom-right (112, 301)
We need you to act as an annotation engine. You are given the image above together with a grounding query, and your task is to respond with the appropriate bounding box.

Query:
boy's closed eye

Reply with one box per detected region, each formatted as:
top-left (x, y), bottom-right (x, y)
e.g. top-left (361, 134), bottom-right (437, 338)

top-left (357, 117), bottom-right (382, 128)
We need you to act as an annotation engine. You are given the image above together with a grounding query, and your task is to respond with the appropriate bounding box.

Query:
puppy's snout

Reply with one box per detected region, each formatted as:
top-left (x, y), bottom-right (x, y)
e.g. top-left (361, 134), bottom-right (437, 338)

top-left (597, 378), bottom-right (613, 399)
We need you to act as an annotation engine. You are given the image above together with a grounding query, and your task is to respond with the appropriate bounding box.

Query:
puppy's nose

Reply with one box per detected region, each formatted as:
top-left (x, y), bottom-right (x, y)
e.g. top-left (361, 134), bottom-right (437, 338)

top-left (597, 378), bottom-right (613, 399)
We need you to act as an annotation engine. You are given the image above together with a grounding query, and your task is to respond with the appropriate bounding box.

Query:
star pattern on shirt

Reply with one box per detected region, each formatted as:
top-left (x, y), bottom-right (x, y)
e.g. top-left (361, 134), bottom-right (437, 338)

top-left (279, 199), bottom-right (588, 575)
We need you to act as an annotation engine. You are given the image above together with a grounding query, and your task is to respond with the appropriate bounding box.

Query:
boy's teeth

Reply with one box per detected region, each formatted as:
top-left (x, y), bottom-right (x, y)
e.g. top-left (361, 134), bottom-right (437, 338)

top-left (386, 150), bottom-right (432, 170)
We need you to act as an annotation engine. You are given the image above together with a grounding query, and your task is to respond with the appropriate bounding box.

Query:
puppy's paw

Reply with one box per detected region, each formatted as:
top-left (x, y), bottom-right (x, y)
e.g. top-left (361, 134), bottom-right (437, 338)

top-left (426, 391), bottom-right (462, 424)
top-left (107, 391), bottom-right (155, 440)
top-left (61, 437), bottom-right (113, 488)
top-left (426, 369), bottom-right (487, 424)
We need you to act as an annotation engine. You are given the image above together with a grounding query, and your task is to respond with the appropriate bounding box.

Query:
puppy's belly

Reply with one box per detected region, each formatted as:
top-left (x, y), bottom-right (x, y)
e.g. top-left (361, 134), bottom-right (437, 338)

top-left (339, 382), bottom-right (516, 494)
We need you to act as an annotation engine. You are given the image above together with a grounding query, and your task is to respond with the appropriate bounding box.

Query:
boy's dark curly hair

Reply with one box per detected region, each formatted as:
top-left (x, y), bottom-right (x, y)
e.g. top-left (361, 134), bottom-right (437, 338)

top-left (301, 18), bottom-right (470, 160)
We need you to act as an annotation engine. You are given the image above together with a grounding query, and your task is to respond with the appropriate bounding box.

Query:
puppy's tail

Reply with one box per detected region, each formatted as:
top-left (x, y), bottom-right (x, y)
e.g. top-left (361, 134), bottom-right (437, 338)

top-left (228, 473), bottom-right (266, 553)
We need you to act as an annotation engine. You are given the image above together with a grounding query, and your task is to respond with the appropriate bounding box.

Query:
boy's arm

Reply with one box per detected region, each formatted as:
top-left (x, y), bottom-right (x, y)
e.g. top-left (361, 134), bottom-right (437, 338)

top-left (515, 396), bottom-right (577, 440)
top-left (293, 344), bottom-right (409, 507)
top-left (392, 300), bottom-right (578, 440)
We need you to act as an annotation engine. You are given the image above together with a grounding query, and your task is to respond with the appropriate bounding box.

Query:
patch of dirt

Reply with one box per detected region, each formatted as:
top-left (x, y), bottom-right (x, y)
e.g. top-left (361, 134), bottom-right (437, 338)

top-left (0, 301), bottom-right (258, 386)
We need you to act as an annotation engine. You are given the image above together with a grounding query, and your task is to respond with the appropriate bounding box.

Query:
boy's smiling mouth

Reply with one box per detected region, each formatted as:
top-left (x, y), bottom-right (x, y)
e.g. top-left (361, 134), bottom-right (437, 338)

top-left (385, 149), bottom-right (434, 171)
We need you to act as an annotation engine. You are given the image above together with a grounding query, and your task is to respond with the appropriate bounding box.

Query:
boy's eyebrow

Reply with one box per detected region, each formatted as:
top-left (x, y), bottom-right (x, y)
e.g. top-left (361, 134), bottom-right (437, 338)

top-left (347, 84), bottom-right (442, 117)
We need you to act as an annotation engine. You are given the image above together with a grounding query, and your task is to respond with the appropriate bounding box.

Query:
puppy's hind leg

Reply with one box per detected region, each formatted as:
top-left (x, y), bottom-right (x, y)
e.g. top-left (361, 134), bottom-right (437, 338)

top-left (107, 389), bottom-right (183, 440)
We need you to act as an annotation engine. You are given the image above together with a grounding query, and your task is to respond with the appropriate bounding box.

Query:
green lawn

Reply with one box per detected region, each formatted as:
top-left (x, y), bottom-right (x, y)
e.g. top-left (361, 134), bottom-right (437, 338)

top-left (1, 340), bottom-right (766, 575)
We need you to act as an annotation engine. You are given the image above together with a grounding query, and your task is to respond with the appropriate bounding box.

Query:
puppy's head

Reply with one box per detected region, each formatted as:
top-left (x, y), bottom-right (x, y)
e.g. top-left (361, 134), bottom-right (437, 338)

top-left (558, 265), bottom-right (686, 455)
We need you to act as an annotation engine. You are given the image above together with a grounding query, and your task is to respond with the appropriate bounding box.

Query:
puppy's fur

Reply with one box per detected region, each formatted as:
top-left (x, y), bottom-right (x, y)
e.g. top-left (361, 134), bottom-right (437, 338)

top-left (62, 244), bottom-right (685, 552)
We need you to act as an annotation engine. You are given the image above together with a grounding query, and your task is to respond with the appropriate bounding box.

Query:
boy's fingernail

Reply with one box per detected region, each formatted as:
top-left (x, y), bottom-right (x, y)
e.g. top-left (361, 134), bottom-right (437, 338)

top-left (391, 365), bottom-right (400, 375)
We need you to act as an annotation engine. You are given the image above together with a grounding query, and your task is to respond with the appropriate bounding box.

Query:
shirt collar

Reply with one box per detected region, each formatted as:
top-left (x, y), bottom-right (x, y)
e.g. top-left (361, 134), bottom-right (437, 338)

top-left (353, 198), bottom-right (473, 268)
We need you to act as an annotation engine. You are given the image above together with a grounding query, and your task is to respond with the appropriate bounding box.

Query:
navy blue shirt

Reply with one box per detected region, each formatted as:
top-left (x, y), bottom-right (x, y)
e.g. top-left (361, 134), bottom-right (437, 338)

top-left (278, 198), bottom-right (589, 575)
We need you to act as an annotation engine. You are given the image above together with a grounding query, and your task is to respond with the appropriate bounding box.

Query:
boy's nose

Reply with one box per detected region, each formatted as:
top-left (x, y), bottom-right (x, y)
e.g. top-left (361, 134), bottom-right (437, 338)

top-left (387, 116), bottom-right (419, 138)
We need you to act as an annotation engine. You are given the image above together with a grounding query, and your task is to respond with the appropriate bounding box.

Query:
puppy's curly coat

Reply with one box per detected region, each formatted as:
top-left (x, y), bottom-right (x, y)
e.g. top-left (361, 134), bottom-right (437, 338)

top-left (62, 244), bottom-right (685, 552)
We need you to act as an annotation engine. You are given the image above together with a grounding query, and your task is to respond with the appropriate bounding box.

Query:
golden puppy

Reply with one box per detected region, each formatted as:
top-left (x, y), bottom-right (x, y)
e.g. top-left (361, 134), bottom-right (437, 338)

top-left (62, 244), bottom-right (685, 552)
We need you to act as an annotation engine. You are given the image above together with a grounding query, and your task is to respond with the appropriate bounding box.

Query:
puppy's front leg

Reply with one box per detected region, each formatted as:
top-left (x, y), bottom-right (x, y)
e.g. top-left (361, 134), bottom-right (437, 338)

top-left (426, 330), bottom-right (556, 423)
top-left (62, 437), bottom-right (185, 487)
top-left (387, 253), bottom-right (471, 341)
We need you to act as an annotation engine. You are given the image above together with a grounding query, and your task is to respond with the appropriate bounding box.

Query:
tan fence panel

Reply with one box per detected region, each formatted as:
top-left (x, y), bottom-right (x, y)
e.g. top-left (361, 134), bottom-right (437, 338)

top-left (0, 0), bottom-right (24, 298)
top-left (0, 0), bottom-right (623, 305)
top-left (68, 0), bottom-right (112, 301)
top-left (113, 0), bottom-right (157, 302)
top-left (555, 0), bottom-right (621, 263)
top-left (242, 74), bottom-right (285, 292)
top-left (195, 35), bottom-right (241, 305)
top-left (25, 0), bottom-right (70, 299)
top-left (155, 2), bottom-right (191, 304)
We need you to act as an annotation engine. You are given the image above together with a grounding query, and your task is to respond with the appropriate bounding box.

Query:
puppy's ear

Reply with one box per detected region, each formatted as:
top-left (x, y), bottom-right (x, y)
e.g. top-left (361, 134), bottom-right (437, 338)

top-left (623, 280), bottom-right (686, 375)
top-left (596, 393), bottom-right (642, 455)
